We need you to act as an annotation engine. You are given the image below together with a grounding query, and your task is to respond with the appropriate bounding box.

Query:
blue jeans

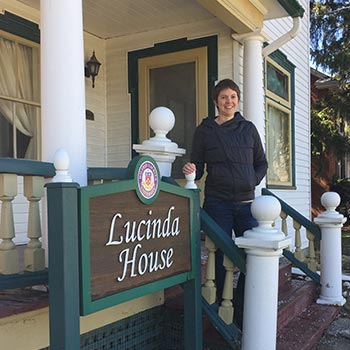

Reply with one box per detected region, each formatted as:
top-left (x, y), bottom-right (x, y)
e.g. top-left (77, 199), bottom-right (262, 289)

top-left (203, 196), bottom-right (258, 329)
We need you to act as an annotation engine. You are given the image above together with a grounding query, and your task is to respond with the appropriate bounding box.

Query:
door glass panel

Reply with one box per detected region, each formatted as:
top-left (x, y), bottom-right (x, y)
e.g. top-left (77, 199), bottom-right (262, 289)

top-left (149, 62), bottom-right (196, 177)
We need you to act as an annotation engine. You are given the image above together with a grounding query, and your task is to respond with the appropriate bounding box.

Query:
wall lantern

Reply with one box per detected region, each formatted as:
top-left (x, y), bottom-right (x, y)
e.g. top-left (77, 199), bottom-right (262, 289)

top-left (85, 51), bottom-right (101, 88)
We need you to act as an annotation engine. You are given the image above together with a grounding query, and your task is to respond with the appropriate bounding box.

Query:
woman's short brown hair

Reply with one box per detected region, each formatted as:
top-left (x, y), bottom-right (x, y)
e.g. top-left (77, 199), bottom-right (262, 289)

top-left (212, 79), bottom-right (241, 103)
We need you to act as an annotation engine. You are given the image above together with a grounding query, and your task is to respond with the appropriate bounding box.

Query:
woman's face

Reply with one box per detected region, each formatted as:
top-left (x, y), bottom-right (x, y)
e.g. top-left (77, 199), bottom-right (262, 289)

top-left (215, 88), bottom-right (239, 118)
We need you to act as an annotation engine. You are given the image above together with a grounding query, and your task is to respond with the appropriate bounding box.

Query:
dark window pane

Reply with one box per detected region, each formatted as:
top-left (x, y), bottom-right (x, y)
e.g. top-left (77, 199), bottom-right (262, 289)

top-left (150, 62), bottom-right (196, 178)
top-left (0, 112), bottom-right (13, 157)
top-left (267, 62), bottom-right (289, 101)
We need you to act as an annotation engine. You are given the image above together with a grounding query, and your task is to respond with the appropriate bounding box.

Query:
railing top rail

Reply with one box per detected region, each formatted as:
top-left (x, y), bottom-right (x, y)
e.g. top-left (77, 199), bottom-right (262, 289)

top-left (87, 167), bottom-right (128, 181)
top-left (200, 208), bottom-right (246, 273)
top-left (0, 158), bottom-right (55, 178)
top-left (262, 188), bottom-right (321, 240)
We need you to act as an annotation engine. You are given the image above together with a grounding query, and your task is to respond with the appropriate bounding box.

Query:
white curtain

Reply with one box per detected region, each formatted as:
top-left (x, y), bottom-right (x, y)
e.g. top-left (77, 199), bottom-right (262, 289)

top-left (0, 38), bottom-right (37, 158)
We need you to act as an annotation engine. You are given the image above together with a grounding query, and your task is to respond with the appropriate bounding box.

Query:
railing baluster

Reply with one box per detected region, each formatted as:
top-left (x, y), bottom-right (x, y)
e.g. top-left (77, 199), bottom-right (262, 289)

top-left (201, 236), bottom-right (217, 305)
top-left (218, 255), bottom-right (234, 324)
top-left (0, 174), bottom-right (19, 274)
top-left (306, 230), bottom-right (317, 272)
top-left (280, 210), bottom-right (288, 236)
top-left (24, 176), bottom-right (45, 272)
top-left (293, 219), bottom-right (304, 261)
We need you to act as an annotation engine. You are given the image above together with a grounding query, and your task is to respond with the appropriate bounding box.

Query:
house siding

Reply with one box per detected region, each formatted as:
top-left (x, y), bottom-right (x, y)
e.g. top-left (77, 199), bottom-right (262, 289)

top-left (264, 0), bottom-right (311, 245)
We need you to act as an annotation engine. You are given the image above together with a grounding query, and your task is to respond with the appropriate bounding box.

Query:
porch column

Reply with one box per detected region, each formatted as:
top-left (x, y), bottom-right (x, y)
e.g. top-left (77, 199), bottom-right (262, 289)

top-left (233, 30), bottom-right (266, 138)
top-left (41, 0), bottom-right (87, 186)
top-left (232, 30), bottom-right (267, 189)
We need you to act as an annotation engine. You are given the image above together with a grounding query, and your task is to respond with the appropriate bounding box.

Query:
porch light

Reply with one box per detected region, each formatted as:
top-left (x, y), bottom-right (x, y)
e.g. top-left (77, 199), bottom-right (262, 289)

top-left (84, 51), bottom-right (101, 88)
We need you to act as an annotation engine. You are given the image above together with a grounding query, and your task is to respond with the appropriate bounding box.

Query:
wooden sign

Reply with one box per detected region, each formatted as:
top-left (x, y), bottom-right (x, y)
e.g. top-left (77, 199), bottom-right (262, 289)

top-left (79, 156), bottom-right (198, 315)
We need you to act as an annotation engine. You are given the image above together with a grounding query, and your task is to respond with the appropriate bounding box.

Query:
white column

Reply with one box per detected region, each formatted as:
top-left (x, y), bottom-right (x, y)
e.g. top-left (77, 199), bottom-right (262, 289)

top-left (233, 31), bottom-right (265, 138)
top-left (315, 192), bottom-right (346, 306)
top-left (232, 30), bottom-right (267, 193)
top-left (40, 0), bottom-right (87, 185)
top-left (235, 196), bottom-right (290, 350)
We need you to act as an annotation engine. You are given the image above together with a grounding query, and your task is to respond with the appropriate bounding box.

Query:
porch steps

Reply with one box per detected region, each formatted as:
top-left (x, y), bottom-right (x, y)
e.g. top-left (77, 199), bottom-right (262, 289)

top-left (164, 256), bottom-right (341, 350)
top-left (276, 261), bottom-right (341, 350)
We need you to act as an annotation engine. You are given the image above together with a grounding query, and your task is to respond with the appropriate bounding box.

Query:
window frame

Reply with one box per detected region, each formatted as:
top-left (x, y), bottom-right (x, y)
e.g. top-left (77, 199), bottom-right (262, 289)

top-left (0, 12), bottom-right (41, 160)
top-left (265, 51), bottom-right (296, 189)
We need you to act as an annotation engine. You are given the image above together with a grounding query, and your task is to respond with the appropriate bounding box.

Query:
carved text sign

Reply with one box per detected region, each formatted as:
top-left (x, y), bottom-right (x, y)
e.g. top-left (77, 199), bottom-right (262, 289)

top-left (89, 190), bottom-right (191, 301)
top-left (79, 156), bottom-right (196, 315)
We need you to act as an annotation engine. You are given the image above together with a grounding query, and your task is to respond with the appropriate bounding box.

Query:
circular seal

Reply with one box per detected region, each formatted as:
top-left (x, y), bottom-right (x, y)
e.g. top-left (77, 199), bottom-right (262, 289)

top-left (137, 160), bottom-right (159, 200)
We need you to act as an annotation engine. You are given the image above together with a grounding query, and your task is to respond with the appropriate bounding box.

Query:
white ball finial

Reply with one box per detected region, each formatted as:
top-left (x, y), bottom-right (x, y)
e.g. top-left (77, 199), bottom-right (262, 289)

top-left (149, 107), bottom-right (175, 139)
top-left (52, 148), bottom-right (73, 183)
top-left (251, 196), bottom-right (281, 228)
top-left (321, 192), bottom-right (340, 212)
top-left (53, 148), bottom-right (70, 171)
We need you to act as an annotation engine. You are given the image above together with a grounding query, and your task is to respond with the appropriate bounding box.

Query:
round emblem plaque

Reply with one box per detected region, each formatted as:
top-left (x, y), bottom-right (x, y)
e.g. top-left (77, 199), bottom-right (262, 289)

top-left (137, 160), bottom-right (159, 200)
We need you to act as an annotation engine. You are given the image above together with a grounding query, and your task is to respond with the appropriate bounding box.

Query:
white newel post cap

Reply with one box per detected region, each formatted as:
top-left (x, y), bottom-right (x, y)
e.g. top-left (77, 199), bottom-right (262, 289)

top-left (314, 192), bottom-right (346, 225)
top-left (149, 106), bottom-right (175, 141)
top-left (52, 148), bottom-right (73, 183)
top-left (133, 107), bottom-right (185, 177)
top-left (185, 171), bottom-right (197, 189)
top-left (236, 196), bottom-right (291, 250)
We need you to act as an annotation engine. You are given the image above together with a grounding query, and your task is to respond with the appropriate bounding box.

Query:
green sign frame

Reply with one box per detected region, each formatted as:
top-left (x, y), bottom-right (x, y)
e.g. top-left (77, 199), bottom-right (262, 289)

top-left (79, 156), bottom-right (200, 315)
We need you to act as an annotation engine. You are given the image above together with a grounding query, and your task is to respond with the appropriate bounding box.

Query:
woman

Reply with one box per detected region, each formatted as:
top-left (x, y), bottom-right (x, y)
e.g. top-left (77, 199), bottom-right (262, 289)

top-left (183, 78), bottom-right (268, 328)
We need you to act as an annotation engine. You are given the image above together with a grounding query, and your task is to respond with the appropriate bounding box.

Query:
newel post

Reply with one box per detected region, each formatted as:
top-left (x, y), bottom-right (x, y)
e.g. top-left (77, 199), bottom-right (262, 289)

top-left (314, 192), bottom-right (346, 306)
top-left (47, 149), bottom-right (80, 350)
top-left (235, 196), bottom-right (290, 350)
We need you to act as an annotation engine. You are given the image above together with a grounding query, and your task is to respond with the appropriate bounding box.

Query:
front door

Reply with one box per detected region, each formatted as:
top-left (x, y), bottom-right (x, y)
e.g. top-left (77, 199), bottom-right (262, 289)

top-left (138, 47), bottom-right (208, 178)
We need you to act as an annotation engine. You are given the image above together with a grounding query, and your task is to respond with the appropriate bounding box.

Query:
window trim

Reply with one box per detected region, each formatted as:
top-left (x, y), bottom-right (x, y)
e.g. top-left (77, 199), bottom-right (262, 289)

top-left (266, 99), bottom-right (293, 187)
top-left (128, 36), bottom-right (218, 147)
top-left (265, 50), bottom-right (296, 189)
top-left (137, 47), bottom-right (208, 142)
top-left (0, 12), bottom-right (41, 160)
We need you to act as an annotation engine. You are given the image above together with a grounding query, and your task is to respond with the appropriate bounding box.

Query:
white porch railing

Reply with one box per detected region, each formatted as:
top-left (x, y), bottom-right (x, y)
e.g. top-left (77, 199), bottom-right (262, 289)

top-left (0, 159), bottom-right (54, 284)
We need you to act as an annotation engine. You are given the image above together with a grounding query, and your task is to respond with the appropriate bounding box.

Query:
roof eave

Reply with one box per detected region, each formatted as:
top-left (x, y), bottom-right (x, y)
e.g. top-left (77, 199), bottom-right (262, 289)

top-left (277, 0), bottom-right (305, 18)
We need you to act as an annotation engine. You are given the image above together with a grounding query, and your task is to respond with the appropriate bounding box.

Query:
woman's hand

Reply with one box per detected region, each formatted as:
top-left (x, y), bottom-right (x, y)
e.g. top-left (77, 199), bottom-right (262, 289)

top-left (182, 162), bottom-right (196, 175)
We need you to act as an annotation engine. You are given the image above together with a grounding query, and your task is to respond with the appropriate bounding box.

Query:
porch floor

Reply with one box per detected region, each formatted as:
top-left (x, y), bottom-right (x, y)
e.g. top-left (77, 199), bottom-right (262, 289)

top-left (0, 287), bottom-right (49, 319)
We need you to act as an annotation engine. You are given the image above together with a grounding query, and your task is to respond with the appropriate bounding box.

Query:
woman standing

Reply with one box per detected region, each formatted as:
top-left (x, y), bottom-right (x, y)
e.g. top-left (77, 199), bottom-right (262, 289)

top-left (182, 78), bottom-right (268, 328)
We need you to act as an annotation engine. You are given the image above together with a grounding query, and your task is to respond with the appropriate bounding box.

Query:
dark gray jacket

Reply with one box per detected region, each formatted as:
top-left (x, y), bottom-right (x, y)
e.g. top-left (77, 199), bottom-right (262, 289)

top-left (190, 112), bottom-right (268, 202)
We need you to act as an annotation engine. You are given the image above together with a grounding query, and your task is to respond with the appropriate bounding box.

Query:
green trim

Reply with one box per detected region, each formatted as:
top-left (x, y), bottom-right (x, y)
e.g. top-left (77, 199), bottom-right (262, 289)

top-left (277, 0), bottom-right (305, 18)
top-left (200, 208), bottom-right (246, 273)
top-left (46, 182), bottom-right (81, 350)
top-left (265, 50), bottom-right (296, 189)
top-left (202, 298), bottom-right (241, 349)
top-left (0, 158), bottom-right (55, 177)
top-left (0, 11), bottom-right (40, 43)
top-left (0, 270), bottom-right (48, 290)
top-left (283, 250), bottom-right (321, 284)
top-left (88, 167), bottom-right (128, 181)
top-left (128, 36), bottom-right (218, 148)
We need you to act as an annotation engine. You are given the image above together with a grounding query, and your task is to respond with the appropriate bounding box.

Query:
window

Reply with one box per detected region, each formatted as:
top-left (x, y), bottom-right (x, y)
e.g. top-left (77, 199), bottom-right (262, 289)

top-left (265, 54), bottom-right (295, 188)
top-left (0, 14), bottom-right (40, 160)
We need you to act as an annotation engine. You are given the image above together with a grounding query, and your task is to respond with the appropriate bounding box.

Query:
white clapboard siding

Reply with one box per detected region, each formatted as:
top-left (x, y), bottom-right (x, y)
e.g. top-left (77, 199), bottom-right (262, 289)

top-left (84, 32), bottom-right (108, 168)
top-left (263, 0), bottom-right (311, 228)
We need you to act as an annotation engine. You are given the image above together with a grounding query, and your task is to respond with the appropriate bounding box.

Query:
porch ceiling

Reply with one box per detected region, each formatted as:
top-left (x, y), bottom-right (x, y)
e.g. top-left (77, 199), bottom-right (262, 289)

top-left (17, 0), bottom-right (302, 39)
